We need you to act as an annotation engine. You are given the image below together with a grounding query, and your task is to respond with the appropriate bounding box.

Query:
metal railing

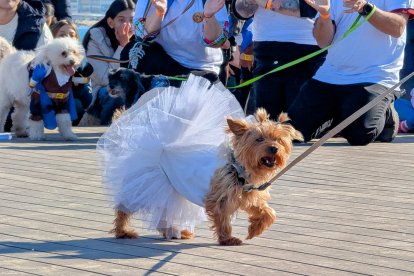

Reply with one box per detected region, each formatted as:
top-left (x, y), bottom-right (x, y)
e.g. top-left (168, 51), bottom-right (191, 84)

top-left (71, 0), bottom-right (112, 17)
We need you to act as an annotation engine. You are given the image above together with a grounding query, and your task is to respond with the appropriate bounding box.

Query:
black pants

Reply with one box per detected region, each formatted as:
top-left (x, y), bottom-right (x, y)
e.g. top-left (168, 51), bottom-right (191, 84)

top-left (252, 41), bottom-right (325, 120)
top-left (287, 79), bottom-right (393, 145)
top-left (121, 41), bottom-right (221, 84)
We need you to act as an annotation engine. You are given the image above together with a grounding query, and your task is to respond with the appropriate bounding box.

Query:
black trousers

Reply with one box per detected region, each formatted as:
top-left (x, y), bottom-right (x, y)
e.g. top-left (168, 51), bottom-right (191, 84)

top-left (287, 79), bottom-right (393, 145)
top-left (121, 41), bottom-right (222, 84)
top-left (252, 41), bottom-right (325, 120)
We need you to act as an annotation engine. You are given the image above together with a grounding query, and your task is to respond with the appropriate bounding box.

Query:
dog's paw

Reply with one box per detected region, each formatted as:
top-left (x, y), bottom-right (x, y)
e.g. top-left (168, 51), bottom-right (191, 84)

top-left (15, 132), bottom-right (28, 138)
top-left (113, 229), bottom-right (139, 239)
top-left (180, 230), bottom-right (194, 240)
top-left (13, 128), bottom-right (28, 138)
top-left (219, 237), bottom-right (242, 246)
top-left (246, 227), bottom-right (261, 240)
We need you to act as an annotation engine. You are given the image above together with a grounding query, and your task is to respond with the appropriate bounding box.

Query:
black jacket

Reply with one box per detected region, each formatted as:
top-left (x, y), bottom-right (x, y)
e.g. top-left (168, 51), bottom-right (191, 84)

top-left (46, 0), bottom-right (72, 20)
top-left (27, 0), bottom-right (71, 20)
top-left (13, 0), bottom-right (45, 50)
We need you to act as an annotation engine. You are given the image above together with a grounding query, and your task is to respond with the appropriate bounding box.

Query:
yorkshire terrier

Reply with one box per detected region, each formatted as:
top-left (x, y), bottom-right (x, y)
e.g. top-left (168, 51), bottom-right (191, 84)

top-left (205, 108), bottom-right (303, 245)
top-left (111, 108), bottom-right (303, 244)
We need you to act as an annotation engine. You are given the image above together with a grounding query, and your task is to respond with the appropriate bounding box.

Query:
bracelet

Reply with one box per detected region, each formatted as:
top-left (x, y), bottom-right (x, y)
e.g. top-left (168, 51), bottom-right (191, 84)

top-left (319, 12), bottom-right (330, 19)
top-left (265, 0), bottom-right (272, 10)
top-left (203, 30), bottom-right (228, 47)
top-left (155, 9), bottom-right (165, 17)
top-left (240, 53), bottom-right (253, 61)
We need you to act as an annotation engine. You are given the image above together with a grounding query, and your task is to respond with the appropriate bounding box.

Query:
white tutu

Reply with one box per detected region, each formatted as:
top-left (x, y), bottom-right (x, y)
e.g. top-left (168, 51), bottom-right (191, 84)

top-left (97, 75), bottom-right (244, 233)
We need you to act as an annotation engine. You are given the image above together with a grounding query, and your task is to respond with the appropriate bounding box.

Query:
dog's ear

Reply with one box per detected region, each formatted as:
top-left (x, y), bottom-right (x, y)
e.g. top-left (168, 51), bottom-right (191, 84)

top-left (32, 44), bottom-right (50, 67)
top-left (277, 112), bottom-right (290, 123)
top-left (277, 113), bottom-right (303, 141)
top-left (132, 71), bottom-right (145, 95)
top-left (281, 124), bottom-right (304, 142)
top-left (227, 118), bottom-right (249, 136)
top-left (139, 74), bottom-right (154, 91)
top-left (254, 108), bottom-right (270, 123)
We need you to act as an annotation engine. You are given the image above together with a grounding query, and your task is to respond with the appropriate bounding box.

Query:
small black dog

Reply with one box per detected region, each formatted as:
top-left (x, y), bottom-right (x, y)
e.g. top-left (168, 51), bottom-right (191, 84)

top-left (107, 68), bottom-right (149, 108)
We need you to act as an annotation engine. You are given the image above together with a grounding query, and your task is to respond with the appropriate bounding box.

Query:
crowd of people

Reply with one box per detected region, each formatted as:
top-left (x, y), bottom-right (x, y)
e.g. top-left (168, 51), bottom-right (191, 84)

top-left (0, 0), bottom-right (413, 145)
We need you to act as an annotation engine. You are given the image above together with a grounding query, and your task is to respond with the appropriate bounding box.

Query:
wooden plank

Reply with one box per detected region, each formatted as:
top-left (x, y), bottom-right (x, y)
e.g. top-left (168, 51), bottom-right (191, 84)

top-left (0, 128), bottom-right (413, 275)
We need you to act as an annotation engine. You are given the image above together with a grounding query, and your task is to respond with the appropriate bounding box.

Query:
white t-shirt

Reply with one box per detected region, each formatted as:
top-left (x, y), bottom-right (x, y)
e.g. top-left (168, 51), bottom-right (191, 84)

top-left (0, 14), bottom-right (53, 48)
top-left (134, 0), bottom-right (228, 74)
top-left (0, 13), bottom-right (18, 43)
top-left (314, 0), bottom-right (414, 87)
top-left (252, 8), bottom-right (317, 45)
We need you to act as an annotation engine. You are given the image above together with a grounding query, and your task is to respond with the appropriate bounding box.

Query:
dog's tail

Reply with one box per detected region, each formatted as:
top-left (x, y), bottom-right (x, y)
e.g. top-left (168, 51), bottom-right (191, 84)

top-left (112, 106), bottom-right (127, 122)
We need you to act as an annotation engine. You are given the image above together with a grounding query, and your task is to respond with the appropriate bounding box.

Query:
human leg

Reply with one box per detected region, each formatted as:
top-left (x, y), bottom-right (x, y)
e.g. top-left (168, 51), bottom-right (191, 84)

top-left (338, 83), bottom-right (395, 145)
top-left (287, 79), bottom-right (339, 142)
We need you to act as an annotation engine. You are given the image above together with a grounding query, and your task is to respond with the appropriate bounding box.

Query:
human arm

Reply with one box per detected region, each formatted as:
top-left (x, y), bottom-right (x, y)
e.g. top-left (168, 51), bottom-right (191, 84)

top-left (304, 0), bottom-right (334, 48)
top-left (144, 0), bottom-right (168, 35)
top-left (203, 0), bottom-right (229, 48)
top-left (239, 21), bottom-right (253, 70)
top-left (51, 0), bottom-right (72, 20)
top-left (35, 23), bottom-right (54, 48)
top-left (343, 0), bottom-right (409, 38)
top-left (87, 28), bottom-right (121, 87)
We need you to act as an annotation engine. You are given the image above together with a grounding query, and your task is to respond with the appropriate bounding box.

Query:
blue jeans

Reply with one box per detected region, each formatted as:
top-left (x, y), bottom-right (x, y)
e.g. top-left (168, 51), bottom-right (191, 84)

top-left (88, 87), bottom-right (124, 125)
top-left (395, 98), bottom-right (414, 130)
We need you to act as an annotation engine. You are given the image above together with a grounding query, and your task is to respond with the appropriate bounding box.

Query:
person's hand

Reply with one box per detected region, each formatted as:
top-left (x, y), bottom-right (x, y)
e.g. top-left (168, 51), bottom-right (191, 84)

top-left (303, 0), bottom-right (330, 15)
top-left (115, 22), bottom-right (133, 47)
top-left (152, 0), bottom-right (168, 15)
top-left (204, 0), bottom-right (225, 18)
top-left (343, 0), bottom-right (367, 13)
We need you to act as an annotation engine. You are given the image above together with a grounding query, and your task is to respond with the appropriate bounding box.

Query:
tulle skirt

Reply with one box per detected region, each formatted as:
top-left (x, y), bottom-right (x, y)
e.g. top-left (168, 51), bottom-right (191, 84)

top-left (97, 75), bottom-right (244, 233)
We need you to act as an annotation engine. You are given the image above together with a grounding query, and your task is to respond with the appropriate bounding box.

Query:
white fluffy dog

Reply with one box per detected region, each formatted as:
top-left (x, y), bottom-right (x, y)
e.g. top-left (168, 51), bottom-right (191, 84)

top-left (0, 37), bottom-right (85, 140)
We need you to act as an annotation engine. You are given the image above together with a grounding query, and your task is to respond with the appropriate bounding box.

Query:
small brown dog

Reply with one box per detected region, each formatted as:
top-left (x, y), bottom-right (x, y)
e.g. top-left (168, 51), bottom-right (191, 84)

top-left (205, 108), bottom-right (303, 245)
top-left (112, 108), bottom-right (303, 245)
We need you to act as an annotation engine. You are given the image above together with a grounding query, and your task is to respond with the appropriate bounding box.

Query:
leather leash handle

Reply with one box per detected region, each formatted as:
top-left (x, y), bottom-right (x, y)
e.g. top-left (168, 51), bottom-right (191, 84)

top-left (270, 71), bottom-right (414, 183)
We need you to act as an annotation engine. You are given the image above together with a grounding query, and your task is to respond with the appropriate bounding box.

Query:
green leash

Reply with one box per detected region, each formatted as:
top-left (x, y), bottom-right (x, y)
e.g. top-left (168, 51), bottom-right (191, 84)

top-left (227, 7), bottom-right (377, 89)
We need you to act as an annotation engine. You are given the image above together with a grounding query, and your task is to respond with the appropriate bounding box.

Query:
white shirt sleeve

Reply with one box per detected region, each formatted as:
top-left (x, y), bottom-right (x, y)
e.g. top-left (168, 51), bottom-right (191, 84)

top-left (385, 0), bottom-right (414, 11)
top-left (36, 23), bottom-right (54, 48)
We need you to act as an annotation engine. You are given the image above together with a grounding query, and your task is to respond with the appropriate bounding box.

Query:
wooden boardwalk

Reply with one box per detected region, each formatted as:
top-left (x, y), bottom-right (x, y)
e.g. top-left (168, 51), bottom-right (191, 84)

top-left (0, 127), bottom-right (413, 276)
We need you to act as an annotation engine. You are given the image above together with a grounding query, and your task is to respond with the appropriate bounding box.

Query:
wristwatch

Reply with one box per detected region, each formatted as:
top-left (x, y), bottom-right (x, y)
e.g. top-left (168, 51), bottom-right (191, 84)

top-left (358, 2), bottom-right (375, 16)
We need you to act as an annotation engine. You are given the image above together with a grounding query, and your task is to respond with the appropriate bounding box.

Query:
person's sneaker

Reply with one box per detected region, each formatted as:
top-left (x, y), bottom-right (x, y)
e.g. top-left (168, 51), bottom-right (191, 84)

top-left (399, 120), bottom-right (409, 133)
top-left (376, 102), bottom-right (399, 142)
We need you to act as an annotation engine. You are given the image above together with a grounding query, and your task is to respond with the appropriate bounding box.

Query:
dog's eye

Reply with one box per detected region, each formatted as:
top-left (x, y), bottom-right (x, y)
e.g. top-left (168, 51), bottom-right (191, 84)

top-left (61, 51), bottom-right (67, 57)
top-left (256, 137), bottom-right (265, 143)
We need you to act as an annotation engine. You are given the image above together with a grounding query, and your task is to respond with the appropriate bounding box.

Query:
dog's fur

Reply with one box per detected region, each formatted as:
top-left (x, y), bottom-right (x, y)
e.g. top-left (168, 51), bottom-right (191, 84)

top-left (111, 108), bottom-right (303, 245)
top-left (79, 68), bottom-right (148, 126)
top-left (0, 37), bottom-right (84, 139)
top-left (0, 37), bottom-right (15, 61)
top-left (0, 38), bottom-right (34, 137)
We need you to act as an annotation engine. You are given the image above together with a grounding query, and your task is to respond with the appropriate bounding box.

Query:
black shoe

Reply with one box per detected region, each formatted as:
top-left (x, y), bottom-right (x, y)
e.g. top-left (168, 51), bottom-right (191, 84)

top-left (375, 102), bottom-right (399, 142)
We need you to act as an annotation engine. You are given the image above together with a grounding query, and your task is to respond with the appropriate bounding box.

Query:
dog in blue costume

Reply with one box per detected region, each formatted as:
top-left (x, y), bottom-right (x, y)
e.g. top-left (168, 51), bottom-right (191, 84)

top-left (29, 63), bottom-right (79, 140)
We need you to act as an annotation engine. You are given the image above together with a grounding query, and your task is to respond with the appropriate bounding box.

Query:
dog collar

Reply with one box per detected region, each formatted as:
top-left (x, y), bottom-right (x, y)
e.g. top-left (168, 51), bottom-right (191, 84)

top-left (230, 152), bottom-right (272, 193)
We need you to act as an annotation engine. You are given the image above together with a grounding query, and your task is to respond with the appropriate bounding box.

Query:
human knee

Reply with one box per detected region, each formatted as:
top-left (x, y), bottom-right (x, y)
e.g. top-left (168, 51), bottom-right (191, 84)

top-left (344, 129), bottom-right (375, 146)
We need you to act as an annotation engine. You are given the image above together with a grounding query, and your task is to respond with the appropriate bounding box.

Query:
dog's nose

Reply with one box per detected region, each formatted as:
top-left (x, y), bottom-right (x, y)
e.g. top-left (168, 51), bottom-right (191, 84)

top-left (109, 85), bottom-right (114, 89)
top-left (69, 59), bottom-right (75, 66)
top-left (268, 146), bottom-right (278, 154)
